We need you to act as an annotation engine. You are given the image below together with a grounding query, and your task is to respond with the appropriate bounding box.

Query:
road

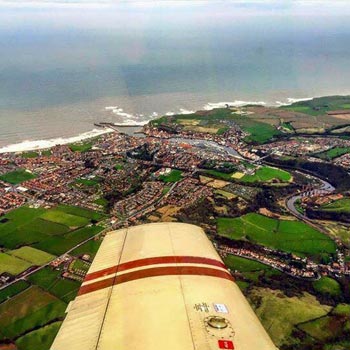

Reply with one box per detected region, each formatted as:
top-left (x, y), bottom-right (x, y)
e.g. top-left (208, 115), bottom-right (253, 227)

top-left (286, 176), bottom-right (335, 220)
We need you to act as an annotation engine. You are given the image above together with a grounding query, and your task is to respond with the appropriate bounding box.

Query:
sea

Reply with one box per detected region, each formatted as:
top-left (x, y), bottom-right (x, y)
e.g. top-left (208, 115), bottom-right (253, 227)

top-left (1, 1), bottom-right (350, 152)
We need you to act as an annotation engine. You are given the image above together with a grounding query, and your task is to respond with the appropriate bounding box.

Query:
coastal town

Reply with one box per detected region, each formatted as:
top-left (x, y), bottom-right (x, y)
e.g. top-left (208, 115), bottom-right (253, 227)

top-left (1, 99), bottom-right (350, 350)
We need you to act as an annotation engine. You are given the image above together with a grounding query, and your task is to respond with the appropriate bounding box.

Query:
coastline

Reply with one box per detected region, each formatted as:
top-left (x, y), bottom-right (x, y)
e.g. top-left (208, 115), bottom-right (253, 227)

top-left (0, 96), bottom-right (316, 154)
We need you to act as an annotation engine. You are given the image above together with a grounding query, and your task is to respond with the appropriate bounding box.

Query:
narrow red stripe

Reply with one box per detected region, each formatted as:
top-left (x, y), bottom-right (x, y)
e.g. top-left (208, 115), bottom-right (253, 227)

top-left (84, 256), bottom-right (226, 282)
top-left (78, 266), bottom-right (234, 296)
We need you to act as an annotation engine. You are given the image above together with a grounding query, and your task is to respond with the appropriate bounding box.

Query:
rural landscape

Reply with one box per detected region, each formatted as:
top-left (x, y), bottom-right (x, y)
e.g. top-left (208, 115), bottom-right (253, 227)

top-left (1, 95), bottom-right (350, 349)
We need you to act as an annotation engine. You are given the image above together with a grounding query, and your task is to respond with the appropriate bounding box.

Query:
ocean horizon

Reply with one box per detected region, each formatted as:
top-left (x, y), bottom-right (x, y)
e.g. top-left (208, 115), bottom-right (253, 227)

top-left (1, 1), bottom-right (350, 150)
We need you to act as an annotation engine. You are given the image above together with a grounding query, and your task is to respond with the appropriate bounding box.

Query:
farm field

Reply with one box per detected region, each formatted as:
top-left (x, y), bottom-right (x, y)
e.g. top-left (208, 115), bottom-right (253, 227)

top-left (321, 198), bottom-right (350, 214)
top-left (0, 281), bottom-right (29, 304)
top-left (313, 276), bottom-right (342, 297)
top-left (70, 238), bottom-right (102, 259)
top-left (0, 206), bottom-right (104, 258)
top-left (224, 255), bottom-right (272, 272)
top-left (15, 321), bottom-right (62, 350)
top-left (0, 253), bottom-right (32, 275)
top-left (315, 147), bottom-right (350, 160)
top-left (8, 247), bottom-right (55, 265)
top-left (0, 286), bottom-right (65, 340)
top-left (240, 166), bottom-right (292, 183)
top-left (248, 288), bottom-right (331, 347)
top-left (217, 213), bottom-right (336, 257)
top-left (280, 96), bottom-right (350, 116)
top-left (0, 169), bottom-right (36, 184)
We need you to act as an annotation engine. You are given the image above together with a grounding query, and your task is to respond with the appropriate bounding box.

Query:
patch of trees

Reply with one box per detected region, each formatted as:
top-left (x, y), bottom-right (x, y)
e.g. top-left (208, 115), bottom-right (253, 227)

top-left (127, 144), bottom-right (157, 161)
top-left (199, 160), bottom-right (237, 173)
top-left (265, 156), bottom-right (350, 191)
top-left (305, 207), bottom-right (350, 223)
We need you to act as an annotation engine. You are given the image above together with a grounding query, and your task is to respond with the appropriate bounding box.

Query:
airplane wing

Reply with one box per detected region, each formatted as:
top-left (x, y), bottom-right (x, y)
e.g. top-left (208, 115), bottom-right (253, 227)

top-left (50, 222), bottom-right (278, 350)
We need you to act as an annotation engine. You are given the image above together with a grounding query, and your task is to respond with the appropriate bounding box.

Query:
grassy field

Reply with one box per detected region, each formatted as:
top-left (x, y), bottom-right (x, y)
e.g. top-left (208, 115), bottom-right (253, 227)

top-left (315, 147), bottom-right (350, 160)
top-left (332, 303), bottom-right (350, 316)
top-left (70, 238), bottom-right (102, 259)
top-left (0, 169), bottom-right (36, 184)
top-left (28, 267), bottom-right (61, 290)
top-left (248, 288), bottom-right (331, 347)
top-left (224, 255), bottom-right (272, 272)
top-left (313, 277), bottom-right (341, 297)
top-left (159, 169), bottom-right (183, 182)
top-left (34, 225), bottom-right (104, 256)
top-left (0, 253), bottom-right (32, 275)
top-left (40, 210), bottom-right (90, 228)
top-left (0, 281), bottom-right (29, 304)
top-left (69, 142), bottom-right (92, 152)
top-left (56, 204), bottom-right (105, 221)
top-left (8, 247), bottom-right (55, 265)
top-left (217, 213), bottom-right (336, 257)
top-left (15, 321), bottom-right (62, 350)
top-left (0, 286), bottom-right (64, 340)
top-left (280, 96), bottom-right (350, 116)
top-left (28, 266), bottom-right (80, 303)
top-left (74, 177), bottom-right (101, 187)
top-left (48, 278), bottom-right (81, 303)
top-left (240, 166), bottom-right (292, 183)
top-left (21, 151), bottom-right (39, 158)
top-left (242, 121), bottom-right (281, 143)
top-left (321, 198), bottom-right (350, 214)
top-left (0, 205), bottom-right (104, 254)
top-left (298, 316), bottom-right (337, 341)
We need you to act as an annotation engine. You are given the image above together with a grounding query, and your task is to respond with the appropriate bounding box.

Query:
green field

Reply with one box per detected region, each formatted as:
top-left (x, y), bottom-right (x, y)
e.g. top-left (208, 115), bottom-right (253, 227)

top-left (69, 142), bottom-right (92, 152)
top-left (248, 288), bottom-right (331, 347)
top-left (159, 169), bottom-right (183, 182)
top-left (224, 255), bottom-right (272, 272)
top-left (298, 316), bottom-right (338, 341)
top-left (115, 164), bottom-right (124, 170)
top-left (313, 277), bottom-right (341, 297)
top-left (16, 321), bottom-right (62, 350)
top-left (0, 253), bottom-right (32, 275)
top-left (321, 198), bottom-right (350, 214)
top-left (0, 286), bottom-right (64, 340)
top-left (74, 177), bottom-right (101, 187)
top-left (0, 281), bottom-right (30, 304)
top-left (8, 246), bottom-right (55, 265)
top-left (315, 147), bottom-right (350, 160)
top-left (242, 121), bottom-right (281, 143)
top-left (241, 166), bottom-right (292, 183)
top-left (34, 225), bottom-right (104, 256)
top-left (70, 238), bottom-right (102, 259)
top-left (0, 169), bottom-right (36, 184)
top-left (0, 206), bottom-right (104, 255)
top-left (28, 267), bottom-right (80, 303)
top-left (217, 213), bottom-right (336, 257)
top-left (40, 210), bottom-right (90, 227)
top-left (56, 204), bottom-right (105, 221)
top-left (280, 96), bottom-right (350, 116)
top-left (28, 267), bottom-right (61, 290)
top-left (332, 303), bottom-right (350, 316)
top-left (203, 169), bottom-right (233, 180)
top-left (21, 151), bottom-right (39, 158)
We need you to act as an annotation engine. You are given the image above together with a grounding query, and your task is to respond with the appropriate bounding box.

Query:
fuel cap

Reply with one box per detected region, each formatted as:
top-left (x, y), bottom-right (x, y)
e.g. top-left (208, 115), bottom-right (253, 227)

top-left (207, 316), bottom-right (228, 329)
